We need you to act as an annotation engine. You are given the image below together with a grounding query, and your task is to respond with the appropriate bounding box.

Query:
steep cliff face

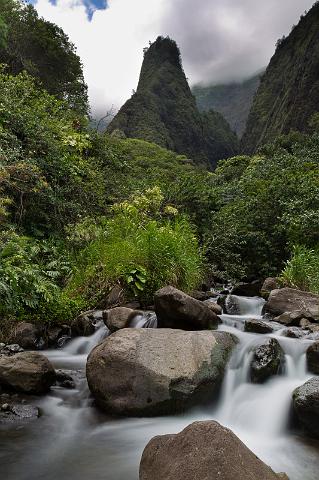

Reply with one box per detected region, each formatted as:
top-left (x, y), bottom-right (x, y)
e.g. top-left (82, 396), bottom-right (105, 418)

top-left (108, 37), bottom-right (238, 168)
top-left (242, 3), bottom-right (319, 153)
top-left (193, 73), bottom-right (262, 138)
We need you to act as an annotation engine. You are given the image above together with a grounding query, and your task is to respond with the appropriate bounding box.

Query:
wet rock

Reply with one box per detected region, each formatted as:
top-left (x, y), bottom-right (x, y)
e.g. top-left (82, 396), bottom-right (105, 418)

top-left (86, 329), bottom-right (236, 416)
top-left (99, 284), bottom-right (125, 309)
top-left (231, 280), bottom-right (263, 297)
top-left (250, 338), bottom-right (284, 383)
top-left (224, 295), bottom-right (242, 315)
top-left (217, 294), bottom-right (227, 312)
top-left (203, 299), bottom-right (223, 315)
top-left (0, 352), bottom-right (56, 394)
top-left (293, 378), bottom-right (319, 438)
top-left (264, 288), bottom-right (319, 319)
top-left (47, 325), bottom-right (71, 347)
top-left (190, 290), bottom-right (217, 301)
top-left (261, 277), bottom-right (281, 299)
top-left (71, 310), bottom-right (102, 337)
top-left (284, 327), bottom-right (305, 339)
top-left (55, 369), bottom-right (76, 389)
top-left (3, 344), bottom-right (24, 355)
top-left (300, 318), bottom-right (312, 329)
top-left (244, 319), bottom-right (273, 334)
top-left (139, 421), bottom-right (287, 480)
top-left (274, 310), bottom-right (312, 327)
top-left (307, 324), bottom-right (319, 334)
top-left (306, 342), bottom-right (319, 375)
top-left (103, 307), bottom-right (138, 332)
top-left (8, 322), bottom-right (40, 350)
top-left (0, 401), bottom-right (39, 423)
top-left (154, 286), bottom-right (219, 330)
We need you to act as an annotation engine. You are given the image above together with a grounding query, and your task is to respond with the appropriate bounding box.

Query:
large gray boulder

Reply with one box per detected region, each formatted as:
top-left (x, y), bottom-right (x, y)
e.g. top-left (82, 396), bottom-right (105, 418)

top-left (102, 307), bottom-right (138, 332)
top-left (293, 378), bottom-right (319, 438)
top-left (0, 352), bottom-right (56, 394)
top-left (154, 286), bottom-right (219, 330)
top-left (86, 329), bottom-right (236, 416)
top-left (264, 288), bottom-right (319, 319)
top-left (139, 421), bottom-right (288, 480)
top-left (306, 342), bottom-right (319, 375)
top-left (250, 338), bottom-right (284, 383)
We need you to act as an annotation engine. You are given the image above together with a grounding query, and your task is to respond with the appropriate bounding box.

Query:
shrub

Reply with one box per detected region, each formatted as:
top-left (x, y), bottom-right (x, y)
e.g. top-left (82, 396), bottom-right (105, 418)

top-left (280, 245), bottom-right (319, 294)
top-left (66, 187), bottom-right (203, 305)
top-left (0, 232), bottom-right (72, 316)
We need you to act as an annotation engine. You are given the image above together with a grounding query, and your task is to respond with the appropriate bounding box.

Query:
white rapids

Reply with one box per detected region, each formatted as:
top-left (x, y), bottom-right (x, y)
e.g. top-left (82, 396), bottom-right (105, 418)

top-left (1, 296), bottom-right (319, 480)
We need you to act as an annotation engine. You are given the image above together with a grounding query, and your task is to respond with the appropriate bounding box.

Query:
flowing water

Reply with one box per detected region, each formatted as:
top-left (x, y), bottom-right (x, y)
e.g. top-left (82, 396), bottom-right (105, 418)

top-left (1, 297), bottom-right (319, 480)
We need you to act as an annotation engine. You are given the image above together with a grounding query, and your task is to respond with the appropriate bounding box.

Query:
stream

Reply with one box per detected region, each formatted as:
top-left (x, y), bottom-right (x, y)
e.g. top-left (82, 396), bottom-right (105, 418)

top-left (1, 296), bottom-right (319, 479)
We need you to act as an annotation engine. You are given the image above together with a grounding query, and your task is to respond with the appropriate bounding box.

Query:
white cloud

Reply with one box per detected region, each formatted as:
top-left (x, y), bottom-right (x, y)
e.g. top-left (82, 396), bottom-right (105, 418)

top-left (34, 0), bottom-right (315, 116)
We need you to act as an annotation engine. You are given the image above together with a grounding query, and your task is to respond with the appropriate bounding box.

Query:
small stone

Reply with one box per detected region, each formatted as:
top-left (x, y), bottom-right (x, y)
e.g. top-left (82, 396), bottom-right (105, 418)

top-left (244, 319), bottom-right (273, 334)
top-left (300, 318), bottom-right (312, 329)
top-left (284, 327), bottom-right (305, 339)
top-left (1, 403), bottom-right (10, 411)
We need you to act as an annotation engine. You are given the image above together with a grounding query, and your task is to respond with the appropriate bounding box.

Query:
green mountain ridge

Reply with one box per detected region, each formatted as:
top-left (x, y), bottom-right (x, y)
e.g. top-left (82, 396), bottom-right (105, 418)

top-left (107, 36), bottom-right (238, 169)
top-left (193, 72), bottom-right (262, 138)
top-left (242, 2), bottom-right (319, 153)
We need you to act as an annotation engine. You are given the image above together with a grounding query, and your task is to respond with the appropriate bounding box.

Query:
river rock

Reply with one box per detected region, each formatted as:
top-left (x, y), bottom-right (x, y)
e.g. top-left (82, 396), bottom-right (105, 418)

top-left (139, 421), bottom-right (287, 480)
top-left (8, 322), bottom-right (41, 350)
top-left (224, 295), bottom-right (242, 315)
top-left (47, 325), bottom-right (71, 347)
top-left (1, 344), bottom-right (24, 355)
top-left (55, 369), bottom-right (76, 389)
top-left (86, 329), bottom-right (236, 416)
top-left (306, 342), bottom-right (319, 374)
top-left (231, 280), bottom-right (262, 297)
top-left (261, 278), bottom-right (281, 299)
top-left (293, 378), bottom-right (319, 438)
top-left (274, 310), bottom-right (312, 327)
top-left (264, 288), bottom-right (319, 318)
top-left (244, 319), bottom-right (273, 334)
top-left (0, 402), bottom-right (40, 423)
top-left (71, 310), bottom-right (102, 337)
top-left (102, 307), bottom-right (137, 332)
top-left (154, 286), bottom-right (219, 330)
top-left (0, 352), bottom-right (56, 394)
top-left (250, 338), bottom-right (284, 383)
top-left (203, 299), bottom-right (223, 315)
top-left (100, 284), bottom-right (125, 309)
top-left (284, 327), bottom-right (305, 339)
top-left (190, 290), bottom-right (217, 301)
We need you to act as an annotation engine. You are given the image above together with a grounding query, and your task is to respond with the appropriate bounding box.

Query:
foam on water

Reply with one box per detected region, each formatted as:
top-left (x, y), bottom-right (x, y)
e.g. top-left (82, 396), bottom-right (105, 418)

top-left (1, 296), bottom-right (319, 480)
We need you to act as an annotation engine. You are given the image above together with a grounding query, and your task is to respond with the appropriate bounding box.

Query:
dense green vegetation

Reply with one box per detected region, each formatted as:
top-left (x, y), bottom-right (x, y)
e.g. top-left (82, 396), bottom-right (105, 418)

top-left (1, 1), bottom-right (319, 343)
top-left (108, 36), bottom-right (238, 169)
top-left (0, 0), bottom-right (88, 114)
top-left (66, 187), bottom-right (202, 306)
top-left (0, 64), bottom-right (207, 337)
top-left (193, 72), bottom-right (262, 137)
top-left (205, 131), bottom-right (319, 281)
top-left (242, 2), bottom-right (319, 153)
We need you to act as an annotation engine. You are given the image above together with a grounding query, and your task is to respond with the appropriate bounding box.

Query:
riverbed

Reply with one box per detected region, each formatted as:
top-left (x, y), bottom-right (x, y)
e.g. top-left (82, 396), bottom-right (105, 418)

top-left (1, 296), bottom-right (319, 480)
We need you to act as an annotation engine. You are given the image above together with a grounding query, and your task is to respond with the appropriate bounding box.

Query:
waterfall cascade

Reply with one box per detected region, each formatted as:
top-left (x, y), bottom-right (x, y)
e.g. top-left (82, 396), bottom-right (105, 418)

top-left (1, 296), bottom-right (318, 480)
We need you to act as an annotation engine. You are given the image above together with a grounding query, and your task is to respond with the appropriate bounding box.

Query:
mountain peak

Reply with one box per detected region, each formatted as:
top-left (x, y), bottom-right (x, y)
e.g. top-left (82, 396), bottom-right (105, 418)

top-left (108, 37), bottom-right (238, 168)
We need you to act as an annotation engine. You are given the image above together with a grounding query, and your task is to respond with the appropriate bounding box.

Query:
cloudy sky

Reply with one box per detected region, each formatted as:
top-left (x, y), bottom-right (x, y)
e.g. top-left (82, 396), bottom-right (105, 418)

top-left (33, 0), bottom-right (315, 117)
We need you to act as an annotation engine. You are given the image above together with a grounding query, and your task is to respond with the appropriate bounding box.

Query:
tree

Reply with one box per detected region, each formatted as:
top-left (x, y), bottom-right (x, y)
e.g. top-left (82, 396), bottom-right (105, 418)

top-left (0, 0), bottom-right (88, 114)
